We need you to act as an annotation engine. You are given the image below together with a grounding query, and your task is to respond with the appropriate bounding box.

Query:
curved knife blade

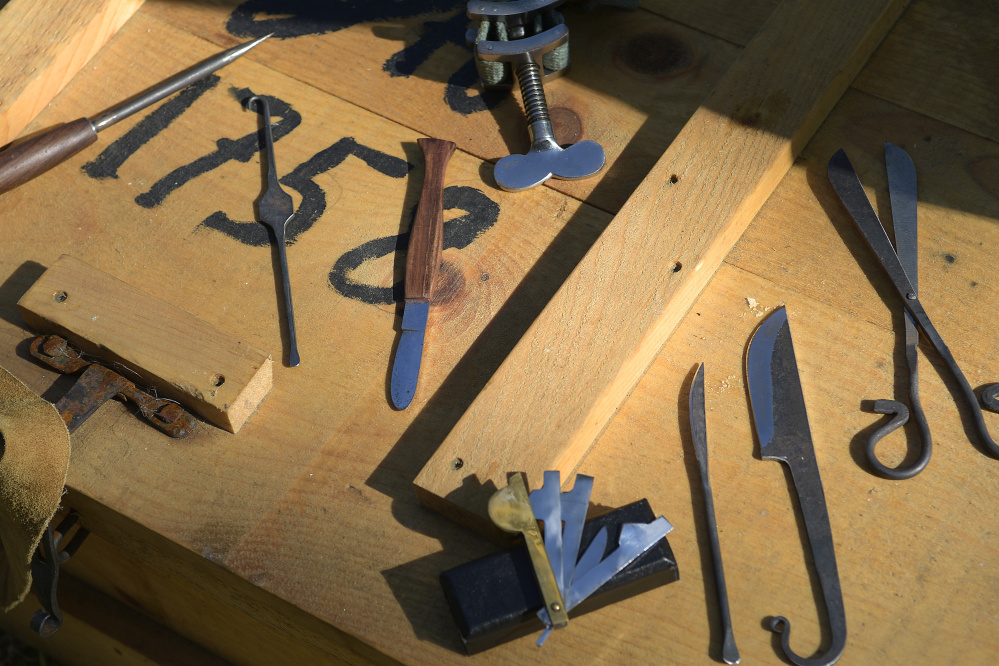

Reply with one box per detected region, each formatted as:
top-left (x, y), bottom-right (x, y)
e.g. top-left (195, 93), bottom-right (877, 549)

top-left (746, 307), bottom-right (847, 666)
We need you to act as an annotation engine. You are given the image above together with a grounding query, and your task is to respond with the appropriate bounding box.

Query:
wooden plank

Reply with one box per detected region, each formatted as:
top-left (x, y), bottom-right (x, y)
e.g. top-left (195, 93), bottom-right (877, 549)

top-left (0, 12), bottom-right (613, 664)
top-left (1, 2), bottom-right (996, 665)
top-left (140, 2), bottom-right (744, 214)
top-left (854, 0), bottom-right (999, 143)
top-left (62, 525), bottom-right (382, 666)
top-left (18, 255), bottom-right (272, 433)
top-left (414, 0), bottom-right (912, 532)
top-left (0, 0), bottom-right (145, 146)
top-left (63, 490), bottom-right (396, 666)
top-left (576, 89), bottom-right (999, 663)
top-left (642, 0), bottom-right (779, 46)
top-left (0, 568), bottom-right (229, 666)
top-left (579, 262), bottom-right (999, 665)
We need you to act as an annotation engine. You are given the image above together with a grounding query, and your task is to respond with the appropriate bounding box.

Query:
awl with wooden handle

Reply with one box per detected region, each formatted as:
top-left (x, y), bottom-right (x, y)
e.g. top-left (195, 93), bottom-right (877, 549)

top-left (389, 137), bottom-right (456, 410)
top-left (0, 35), bottom-right (270, 196)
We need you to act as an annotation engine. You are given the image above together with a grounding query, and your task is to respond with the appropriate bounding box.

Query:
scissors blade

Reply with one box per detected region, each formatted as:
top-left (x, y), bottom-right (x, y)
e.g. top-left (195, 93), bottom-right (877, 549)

top-left (884, 142), bottom-right (920, 347)
top-left (828, 149), bottom-right (918, 307)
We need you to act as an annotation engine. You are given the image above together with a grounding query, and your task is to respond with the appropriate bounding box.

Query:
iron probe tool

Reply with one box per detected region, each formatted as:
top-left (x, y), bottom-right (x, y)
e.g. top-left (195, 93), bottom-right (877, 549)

top-left (248, 95), bottom-right (299, 367)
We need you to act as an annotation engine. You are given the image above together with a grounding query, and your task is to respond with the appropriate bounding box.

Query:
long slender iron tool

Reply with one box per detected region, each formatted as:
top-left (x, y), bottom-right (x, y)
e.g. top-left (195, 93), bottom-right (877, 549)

top-left (828, 148), bottom-right (999, 464)
top-left (389, 138), bottom-right (456, 409)
top-left (747, 307), bottom-right (847, 666)
top-left (0, 35), bottom-right (270, 196)
top-left (248, 95), bottom-right (299, 367)
top-left (688, 363), bottom-right (740, 664)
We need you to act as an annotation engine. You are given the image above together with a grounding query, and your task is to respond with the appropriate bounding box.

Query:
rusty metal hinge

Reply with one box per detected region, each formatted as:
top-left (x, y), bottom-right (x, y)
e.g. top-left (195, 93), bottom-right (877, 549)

top-left (30, 334), bottom-right (195, 437)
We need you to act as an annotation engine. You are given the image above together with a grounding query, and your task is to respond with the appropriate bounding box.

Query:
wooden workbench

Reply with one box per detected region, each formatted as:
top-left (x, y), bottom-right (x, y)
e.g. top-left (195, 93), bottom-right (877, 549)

top-left (1, 0), bottom-right (997, 664)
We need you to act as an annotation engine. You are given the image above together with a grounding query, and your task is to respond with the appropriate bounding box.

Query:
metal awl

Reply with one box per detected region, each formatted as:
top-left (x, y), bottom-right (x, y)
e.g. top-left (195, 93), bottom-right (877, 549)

top-left (0, 35), bottom-right (271, 196)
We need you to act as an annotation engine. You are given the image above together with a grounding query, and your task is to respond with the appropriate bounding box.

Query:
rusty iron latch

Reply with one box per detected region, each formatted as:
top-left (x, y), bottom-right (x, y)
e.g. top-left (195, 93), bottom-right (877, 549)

top-left (24, 335), bottom-right (197, 636)
top-left (30, 512), bottom-right (89, 637)
top-left (30, 334), bottom-right (195, 437)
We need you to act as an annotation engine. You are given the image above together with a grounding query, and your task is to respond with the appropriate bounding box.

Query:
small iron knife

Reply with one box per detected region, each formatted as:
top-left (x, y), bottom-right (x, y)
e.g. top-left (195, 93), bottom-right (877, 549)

top-left (390, 138), bottom-right (456, 409)
top-left (746, 307), bottom-right (847, 666)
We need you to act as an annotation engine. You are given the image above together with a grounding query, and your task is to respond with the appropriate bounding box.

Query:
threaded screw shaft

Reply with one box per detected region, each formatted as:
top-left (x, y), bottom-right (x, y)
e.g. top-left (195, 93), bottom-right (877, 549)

top-left (515, 62), bottom-right (555, 144)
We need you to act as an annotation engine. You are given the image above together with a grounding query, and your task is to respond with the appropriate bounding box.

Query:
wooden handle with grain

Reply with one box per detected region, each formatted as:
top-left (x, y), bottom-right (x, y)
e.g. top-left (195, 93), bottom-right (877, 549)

top-left (405, 138), bottom-right (456, 301)
top-left (0, 118), bottom-right (98, 195)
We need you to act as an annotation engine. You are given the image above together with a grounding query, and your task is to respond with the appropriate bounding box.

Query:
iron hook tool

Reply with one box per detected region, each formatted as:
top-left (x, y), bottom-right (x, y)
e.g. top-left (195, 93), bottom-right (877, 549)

top-left (248, 95), bottom-right (299, 367)
top-left (828, 145), bottom-right (999, 469)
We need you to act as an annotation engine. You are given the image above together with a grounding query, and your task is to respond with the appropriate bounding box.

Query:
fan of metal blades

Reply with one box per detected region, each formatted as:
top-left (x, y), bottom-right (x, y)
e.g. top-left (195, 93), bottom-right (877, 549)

top-left (488, 471), bottom-right (673, 645)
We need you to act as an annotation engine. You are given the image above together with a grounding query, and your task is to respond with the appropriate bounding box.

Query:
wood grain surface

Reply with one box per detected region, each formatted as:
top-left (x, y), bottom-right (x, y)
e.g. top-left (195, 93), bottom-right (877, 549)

top-left (414, 0), bottom-right (912, 533)
top-left (0, 0), bottom-right (145, 146)
top-left (18, 255), bottom-right (273, 433)
top-left (406, 139), bottom-right (456, 301)
top-left (0, 1), bottom-right (996, 665)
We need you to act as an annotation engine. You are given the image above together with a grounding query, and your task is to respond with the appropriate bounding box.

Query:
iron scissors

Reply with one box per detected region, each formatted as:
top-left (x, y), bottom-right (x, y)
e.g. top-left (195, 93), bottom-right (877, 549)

top-left (828, 143), bottom-right (999, 478)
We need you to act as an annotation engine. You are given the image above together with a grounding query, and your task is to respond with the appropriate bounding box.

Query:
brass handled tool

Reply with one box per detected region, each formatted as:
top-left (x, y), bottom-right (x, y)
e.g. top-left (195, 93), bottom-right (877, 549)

top-left (0, 35), bottom-right (270, 196)
top-left (488, 472), bottom-right (570, 629)
top-left (248, 95), bottom-right (300, 367)
top-left (389, 138), bottom-right (456, 409)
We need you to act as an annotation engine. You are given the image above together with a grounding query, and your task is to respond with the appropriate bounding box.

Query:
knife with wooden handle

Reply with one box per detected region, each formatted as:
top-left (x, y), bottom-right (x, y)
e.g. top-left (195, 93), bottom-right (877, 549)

top-left (389, 137), bottom-right (456, 410)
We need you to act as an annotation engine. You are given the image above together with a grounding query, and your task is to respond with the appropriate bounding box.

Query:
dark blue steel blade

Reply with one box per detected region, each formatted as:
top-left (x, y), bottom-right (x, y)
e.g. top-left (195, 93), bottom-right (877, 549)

top-left (884, 142), bottom-right (919, 345)
top-left (746, 306), bottom-right (814, 460)
top-left (744, 307), bottom-right (847, 666)
top-left (390, 301), bottom-right (429, 410)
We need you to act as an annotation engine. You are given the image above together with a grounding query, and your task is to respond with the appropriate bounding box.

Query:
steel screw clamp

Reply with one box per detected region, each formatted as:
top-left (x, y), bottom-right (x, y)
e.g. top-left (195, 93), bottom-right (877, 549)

top-left (468, 1), bottom-right (606, 191)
